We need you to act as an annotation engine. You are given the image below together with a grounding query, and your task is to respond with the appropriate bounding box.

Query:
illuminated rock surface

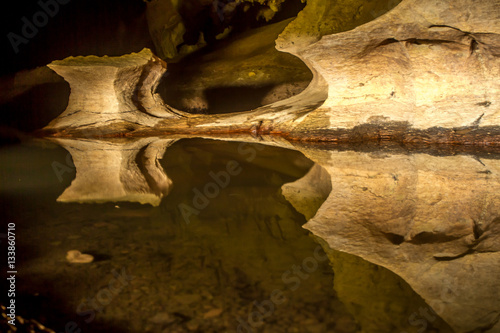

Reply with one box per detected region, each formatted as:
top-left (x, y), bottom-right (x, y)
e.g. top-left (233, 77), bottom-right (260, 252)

top-left (41, 0), bottom-right (500, 145)
top-left (45, 49), bottom-right (186, 132)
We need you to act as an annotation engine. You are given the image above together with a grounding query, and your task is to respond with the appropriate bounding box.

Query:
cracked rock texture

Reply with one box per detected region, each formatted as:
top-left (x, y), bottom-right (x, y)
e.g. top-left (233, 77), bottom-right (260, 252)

top-left (276, 0), bottom-right (402, 51)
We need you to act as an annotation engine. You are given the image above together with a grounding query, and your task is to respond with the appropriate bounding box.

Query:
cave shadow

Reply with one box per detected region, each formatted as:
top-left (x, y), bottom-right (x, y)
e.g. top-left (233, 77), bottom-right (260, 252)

top-left (0, 193), bottom-right (131, 333)
top-left (203, 84), bottom-right (277, 114)
top-left (0, 81), bottom-right (69, 136)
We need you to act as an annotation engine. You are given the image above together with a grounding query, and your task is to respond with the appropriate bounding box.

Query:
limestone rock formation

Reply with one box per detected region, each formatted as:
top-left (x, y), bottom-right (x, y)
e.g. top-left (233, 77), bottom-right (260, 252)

top-left (284, 0), bottom-right (500, 135)
top-left (282, 145), bottom-right (500, 332)
top-left (276, 0), bottom-right (402, 51)
top-left (158, 19), bottom-right (313, 113)
top-left (144, 0), bottom-right (293, 61)
top-left (40, 0), bottom-right (500, 145)
top-left (45, 49), bottom-right (186, 133)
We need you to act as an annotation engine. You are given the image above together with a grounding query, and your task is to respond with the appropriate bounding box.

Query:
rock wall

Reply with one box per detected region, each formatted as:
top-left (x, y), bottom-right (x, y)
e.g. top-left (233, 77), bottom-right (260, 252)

top-left (284, 0), bottom-right (500, 137)
top-left (39, 0), bottom-right (500, 145)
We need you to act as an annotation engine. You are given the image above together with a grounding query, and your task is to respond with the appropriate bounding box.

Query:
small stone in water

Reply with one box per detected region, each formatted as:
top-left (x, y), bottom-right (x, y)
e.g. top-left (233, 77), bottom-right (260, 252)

top-left (203, 308), bottom-right (223, 319)
top-left (66, 250), bottom-right (94, 264)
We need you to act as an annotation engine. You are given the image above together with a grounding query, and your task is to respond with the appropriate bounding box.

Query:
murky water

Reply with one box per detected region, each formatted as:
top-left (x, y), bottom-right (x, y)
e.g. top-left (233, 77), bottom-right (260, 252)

top-left (1, 138), bottom-right (498, 333)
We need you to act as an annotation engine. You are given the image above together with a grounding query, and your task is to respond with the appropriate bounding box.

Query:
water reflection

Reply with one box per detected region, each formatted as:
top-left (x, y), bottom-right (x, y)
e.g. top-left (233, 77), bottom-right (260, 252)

top-left (0, 138), bottom-right (498, 332)
top-left (0, 139), bottom-right (346, 333)
top-left (284, 145), bottom-right (500, 333)
top-left (51, 138), bottom-right (176, 206)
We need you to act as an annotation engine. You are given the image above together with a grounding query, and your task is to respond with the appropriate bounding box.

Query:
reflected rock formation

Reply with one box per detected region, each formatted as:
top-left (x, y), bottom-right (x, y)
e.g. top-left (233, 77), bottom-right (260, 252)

top-left (283, 147), bottom-right (500, 332)
top-left (52, 138), bottom-right (175, 206)
top-left (41, 134), bottom-right (500, 331)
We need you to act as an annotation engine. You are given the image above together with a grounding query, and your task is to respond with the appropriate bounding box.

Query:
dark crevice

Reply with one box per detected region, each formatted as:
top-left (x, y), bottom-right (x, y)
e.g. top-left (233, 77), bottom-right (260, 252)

top-left (472, 113), bottom-right (485, 127)
top-left (428, 24), bottom-right (469, 34)
top-left (382, 232), bottom-right (405, 245)
top-left (376, 37), bottom-right (456, 49)
top-left (470, 38), bottom-right (480, 55)
top-left (476, 101), bottom-right (492, 107)
top-left (377, 38), bottom-right (399, 47)
top-left (404, 38), bottom-right (455, 46)
top-left (129, 68), bottom-right (150, 116)
top-left (408, 231), bottom-right (463, 245)
top-left (434, 249), bottom-right (474, 261)
top-left (473, 221), bottom-right (484, 240)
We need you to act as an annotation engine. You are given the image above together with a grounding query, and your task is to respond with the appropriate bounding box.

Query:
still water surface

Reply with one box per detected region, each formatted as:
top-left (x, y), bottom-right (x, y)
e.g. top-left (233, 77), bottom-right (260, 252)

top-left (2, 138), bottom-right (495, 333)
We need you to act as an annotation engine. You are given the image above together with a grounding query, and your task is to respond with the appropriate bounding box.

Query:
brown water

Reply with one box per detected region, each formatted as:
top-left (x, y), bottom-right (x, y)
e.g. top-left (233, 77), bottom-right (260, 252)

top-left (0, 138), bottom-right (458, 333)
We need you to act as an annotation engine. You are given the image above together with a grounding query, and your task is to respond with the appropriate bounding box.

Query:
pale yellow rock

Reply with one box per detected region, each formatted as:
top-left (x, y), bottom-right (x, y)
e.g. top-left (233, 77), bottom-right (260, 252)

top-left (66, 250), bottom-right (94, 264)
top-left (287, 0), bottom-right (500, 131)
top-left (43, 0), bottom-right (500, 140)
top-left (45, 49), bottom-right (186, 131)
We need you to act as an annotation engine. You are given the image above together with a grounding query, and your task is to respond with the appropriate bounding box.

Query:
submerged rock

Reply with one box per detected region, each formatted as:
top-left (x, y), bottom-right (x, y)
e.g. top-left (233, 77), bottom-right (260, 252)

top-left (66, 250), bottom-right (94, 264)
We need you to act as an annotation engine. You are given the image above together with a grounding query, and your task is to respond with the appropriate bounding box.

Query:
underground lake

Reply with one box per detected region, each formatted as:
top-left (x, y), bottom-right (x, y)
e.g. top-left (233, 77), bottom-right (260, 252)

top-left (1, 137), bottom-right (499, 332)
